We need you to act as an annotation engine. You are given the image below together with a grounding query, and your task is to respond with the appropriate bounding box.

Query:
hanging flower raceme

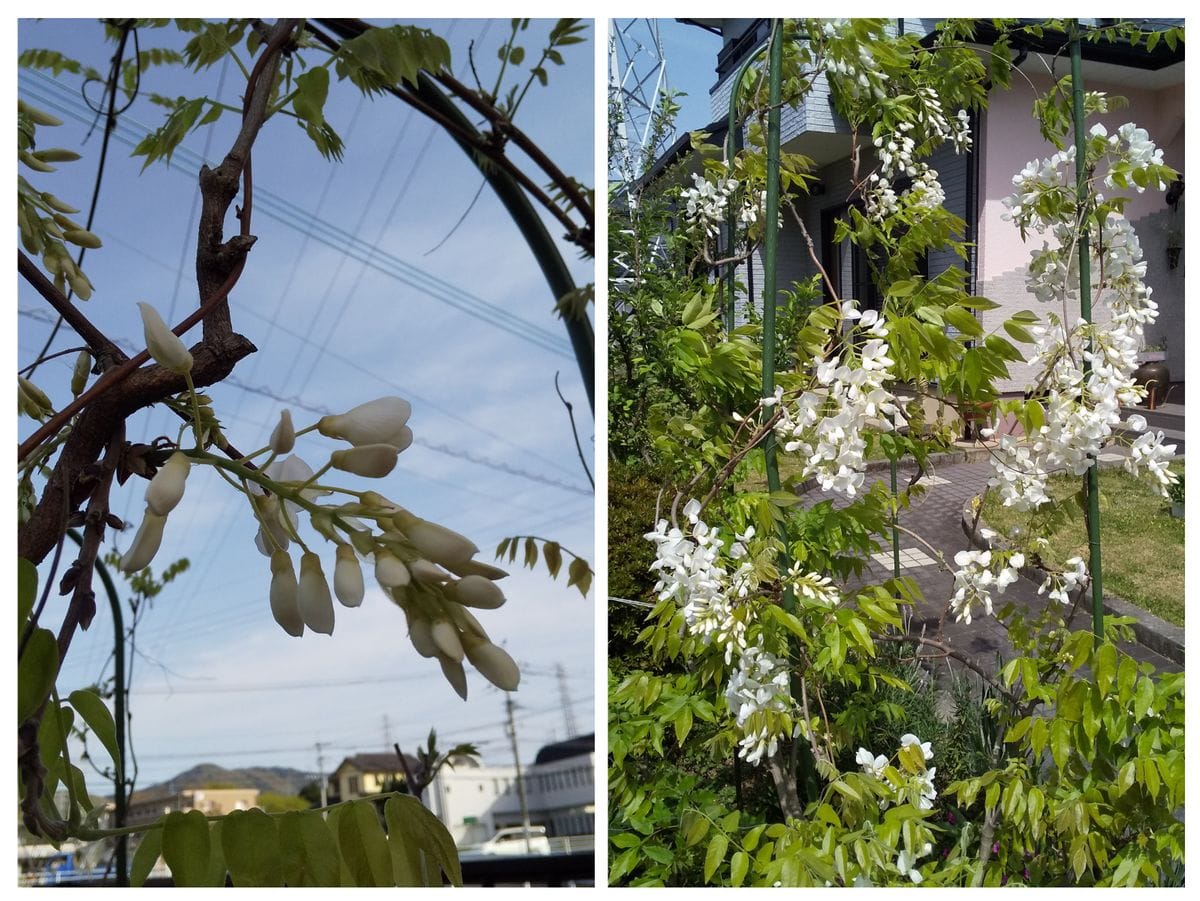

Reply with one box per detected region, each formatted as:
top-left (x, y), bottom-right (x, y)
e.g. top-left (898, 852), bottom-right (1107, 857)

top-left (116, 392), bottom-right (522, 701)
top-left (989, 120), bottom-right (1179, 508)
top-left (121, 451), bottom-right (192, 574)
top-left (772, 301), bottom-right (899, 498)
top-left (949, 549), bottom-right (1023, 625)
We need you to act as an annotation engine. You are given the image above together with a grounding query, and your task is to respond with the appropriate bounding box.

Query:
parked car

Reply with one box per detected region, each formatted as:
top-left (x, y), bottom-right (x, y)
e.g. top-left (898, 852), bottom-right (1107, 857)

top-left (475, 826), bottom-right (552, 856)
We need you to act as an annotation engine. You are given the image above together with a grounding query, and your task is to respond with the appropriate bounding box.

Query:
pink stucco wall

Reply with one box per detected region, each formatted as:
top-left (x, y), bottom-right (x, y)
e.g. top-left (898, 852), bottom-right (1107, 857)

top-left (979, 71), bottom-right (1184, 282)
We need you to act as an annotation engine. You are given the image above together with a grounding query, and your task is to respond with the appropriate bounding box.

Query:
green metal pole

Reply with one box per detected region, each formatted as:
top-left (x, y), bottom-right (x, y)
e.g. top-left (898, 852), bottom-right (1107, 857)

top-left (67, 530), bottom-right (127, 885)
top-left (1070, 25), bottom-right (1104, 640)
top-left (761, 21), bottom-right (791, 604)
top-left (890, 458), bottom-right (901, 580)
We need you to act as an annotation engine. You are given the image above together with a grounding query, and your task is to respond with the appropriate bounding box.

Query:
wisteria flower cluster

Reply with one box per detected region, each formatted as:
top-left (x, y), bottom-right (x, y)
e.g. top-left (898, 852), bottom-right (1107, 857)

top-left (680, 173), bottom-right (772, 241)
top-left (773, 301), bottom-right (899, 497)
top-left (989, 119), bottom-right (1178, 509)
top-left (120, 304), bottom-right (519, 700)
top-left (646, 502), bottom-right (849, 765)
top-left (855, 733), bottom-right (938, 882)
top-left (949, 549), bottom-right (1023, 624)
top-left (859, 87), bottom-right (969, 224)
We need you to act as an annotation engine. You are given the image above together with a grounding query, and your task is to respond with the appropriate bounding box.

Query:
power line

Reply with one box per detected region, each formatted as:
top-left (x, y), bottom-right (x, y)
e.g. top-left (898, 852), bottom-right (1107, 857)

top-left (20, 71), bottom-right (574, 359)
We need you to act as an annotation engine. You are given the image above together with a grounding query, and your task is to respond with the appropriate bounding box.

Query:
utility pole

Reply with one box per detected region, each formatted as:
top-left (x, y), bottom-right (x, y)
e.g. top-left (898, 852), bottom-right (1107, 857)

top-left (382, 714), bottom-right (392, 749)
top-left (556, 662), bottom-right (578, 738)
top-left (315, 741), bottom-right (328, 809)
top-left (504, 694), bottom-right (533, 853)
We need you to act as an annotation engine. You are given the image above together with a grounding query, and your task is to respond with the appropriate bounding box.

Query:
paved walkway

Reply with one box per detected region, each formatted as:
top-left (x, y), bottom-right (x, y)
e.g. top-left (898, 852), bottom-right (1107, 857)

top-left (800, 455), bottom-right (1180, 678)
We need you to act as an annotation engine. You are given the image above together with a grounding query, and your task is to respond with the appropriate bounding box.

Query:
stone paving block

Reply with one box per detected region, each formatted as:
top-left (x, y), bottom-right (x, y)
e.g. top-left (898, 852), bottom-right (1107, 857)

top-left (802, 460), bottom-right (1179, 676)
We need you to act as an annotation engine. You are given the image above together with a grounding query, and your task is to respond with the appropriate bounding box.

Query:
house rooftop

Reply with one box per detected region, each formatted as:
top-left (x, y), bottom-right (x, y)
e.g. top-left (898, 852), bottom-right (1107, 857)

top-left (534, 733), bottom-right (595, 765)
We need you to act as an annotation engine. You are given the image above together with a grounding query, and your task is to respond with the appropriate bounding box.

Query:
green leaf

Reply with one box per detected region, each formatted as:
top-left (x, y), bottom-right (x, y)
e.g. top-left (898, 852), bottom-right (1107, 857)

top-left (523, 537), bottom-right (538, 569)
top-left (18, 558), bottom-right (37, 629)
top-left (384, 794), bottom-right (462, 886)
top-left (162, 809), bottom-right (213, 886)
top-left (337, 800), bottom-right (395, 886)
top-left (293, 65), bottom-right (330, 127)
top-left (1004, 319), bottom-right (1035, 343)
top-left (509, 45), bottom-right (525, 65)
top-left (221, 808), bottom-right (282, 886)
top-left (674, 706), bottom-right (693, 744)
top-left (944, 305), bottom-right (982, 337)
top-left (131, 827), bottom-right (163, 887)
top-left (730, 850), bottom-right (749, 887)
top-left (567, 557), bottom-right (593, 596)
top-left (682, 811), bottom-right (710, 847)
top-left (205, 819), bottom-right (227, 886)
top-left (543, 541), bottom-right (563, 578)
top-left (1094, 643), bottom-right (1118, 697)
top-left (703, 832), bottom-right (728, 883)
top-left (18, 627), bottom-right (58, 724)
top-left (279, 810), bottom-right (341, 886)
top-left (67, 689), bottom-right (122, 778)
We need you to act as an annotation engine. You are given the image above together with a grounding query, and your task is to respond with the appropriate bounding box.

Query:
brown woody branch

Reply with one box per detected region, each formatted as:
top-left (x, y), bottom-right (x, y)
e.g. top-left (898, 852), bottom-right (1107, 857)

top-left (18, 20), bottom-right (300, 565)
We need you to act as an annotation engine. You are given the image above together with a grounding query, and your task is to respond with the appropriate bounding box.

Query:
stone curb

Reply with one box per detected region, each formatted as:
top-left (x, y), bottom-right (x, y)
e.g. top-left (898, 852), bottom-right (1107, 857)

top-left (960, 496), bottom-right (1184, 666)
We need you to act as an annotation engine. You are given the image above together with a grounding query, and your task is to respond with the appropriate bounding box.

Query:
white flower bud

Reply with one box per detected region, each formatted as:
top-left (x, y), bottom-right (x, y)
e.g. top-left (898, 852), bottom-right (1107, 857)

top-left (121, 510), bottom-right (166, 573)
top-left (145, 451), bottom-right (191, 516)
top-left (317, 396), bottom-right (413, 448)
top-left (402, 519), bottom-right (479, 566)
top-left (329, 443), bottom-right (399, 478)
top-left (453, 575), bottom-right (506, 609)
top-left (333, 544), bottom-right (364, 608)
top-left (297, 552), bottom-right (334, 635)
top-left (463, 634), bottom-right (520, 691)
top-left (137, 302), bottom-right (192, 374)
top-left (447, 603), bottom-right (489, 641)
top-left (430, 618), bottom-right (464, 662)
top-left (270, 409), bottom-right (295, 455)
top-left (70, 350), bottom-right (91, 396)
top-left (269, 550), bottom-right (303, 637)
top-left (374, 551), bottom-right (411, 588)
top-left (410, 558), bottom-right (451, 585)
top-left (445, 559), bottom-right (509, 581)
top-left (408, 615), bottom-right (438, 658)
top-left (438, 654), bottom-right (468, 700)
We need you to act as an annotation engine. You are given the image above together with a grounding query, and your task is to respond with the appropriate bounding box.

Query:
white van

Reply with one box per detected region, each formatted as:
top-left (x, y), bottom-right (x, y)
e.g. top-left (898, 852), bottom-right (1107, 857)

top-left (477, 826), bottom-right (552, 856)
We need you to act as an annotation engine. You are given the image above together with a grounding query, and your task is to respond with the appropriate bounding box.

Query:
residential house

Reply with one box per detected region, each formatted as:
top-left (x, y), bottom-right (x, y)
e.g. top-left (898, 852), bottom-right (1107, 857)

top-left (661, 19), bottom-right (1184, 395)
top-left (329, 752), bottom-right (418, 802)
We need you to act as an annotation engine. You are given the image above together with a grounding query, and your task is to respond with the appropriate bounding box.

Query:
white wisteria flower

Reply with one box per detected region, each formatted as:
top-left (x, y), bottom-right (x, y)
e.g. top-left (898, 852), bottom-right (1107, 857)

top-left (120, 510), bottom-right (166, 573)
top-left (137, 302), bottom-right (192, 374)
top-left (317, 396), bottom-right (413, 448)
top-left (145, 451), bottom-right (191, 517)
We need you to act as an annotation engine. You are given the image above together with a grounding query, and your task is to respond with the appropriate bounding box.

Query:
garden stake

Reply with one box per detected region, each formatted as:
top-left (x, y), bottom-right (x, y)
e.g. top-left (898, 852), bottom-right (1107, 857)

top-left (760, 19), bottom-right (789, 600)
top-left (1071, 22), bottom-right (1105, 640)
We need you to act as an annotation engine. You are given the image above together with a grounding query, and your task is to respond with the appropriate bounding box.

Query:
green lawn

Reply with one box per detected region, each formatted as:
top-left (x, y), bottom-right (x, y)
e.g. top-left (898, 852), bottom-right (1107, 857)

top-left (981, 463), bottom-right (1185, 626)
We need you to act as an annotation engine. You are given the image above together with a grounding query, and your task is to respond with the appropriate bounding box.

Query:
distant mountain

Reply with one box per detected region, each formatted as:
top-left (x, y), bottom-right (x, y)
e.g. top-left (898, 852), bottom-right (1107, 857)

top-left (136, 763), bottom-right (317, 798)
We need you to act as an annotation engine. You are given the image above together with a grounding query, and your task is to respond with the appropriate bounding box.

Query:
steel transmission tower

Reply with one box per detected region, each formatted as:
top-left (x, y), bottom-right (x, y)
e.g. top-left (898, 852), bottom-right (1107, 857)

top-left (609, 19), bottom-right (672, 187)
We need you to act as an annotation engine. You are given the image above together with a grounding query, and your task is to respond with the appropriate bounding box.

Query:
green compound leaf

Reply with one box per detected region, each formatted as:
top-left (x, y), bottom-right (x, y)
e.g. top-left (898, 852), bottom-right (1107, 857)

top-left (337, 800), bottom-right (394, 886)
top-left (221, 808), bottom-right (282, 886)
top-left (67, 689), bottom-right (121, 779)
top-left (279, 809), bottom-right (341, 886)
top-left (162, 809), bottom-right (212, 886)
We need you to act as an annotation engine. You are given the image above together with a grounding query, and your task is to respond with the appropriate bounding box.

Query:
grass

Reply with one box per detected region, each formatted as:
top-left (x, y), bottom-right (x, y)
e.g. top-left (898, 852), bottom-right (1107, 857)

top-left (980, 463), bottom-right (1185, 627)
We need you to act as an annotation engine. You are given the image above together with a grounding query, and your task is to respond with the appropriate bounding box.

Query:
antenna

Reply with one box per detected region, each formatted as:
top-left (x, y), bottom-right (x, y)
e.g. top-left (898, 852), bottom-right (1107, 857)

top-left (556, 662), bottom-right (579, 738)
top-left (609, 19), bottom-right (672, 187)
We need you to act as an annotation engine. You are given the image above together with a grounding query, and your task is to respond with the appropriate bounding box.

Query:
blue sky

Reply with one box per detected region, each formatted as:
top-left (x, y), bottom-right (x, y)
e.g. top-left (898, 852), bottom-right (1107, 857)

top-left (17, 19), bottom-right (595, 789)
